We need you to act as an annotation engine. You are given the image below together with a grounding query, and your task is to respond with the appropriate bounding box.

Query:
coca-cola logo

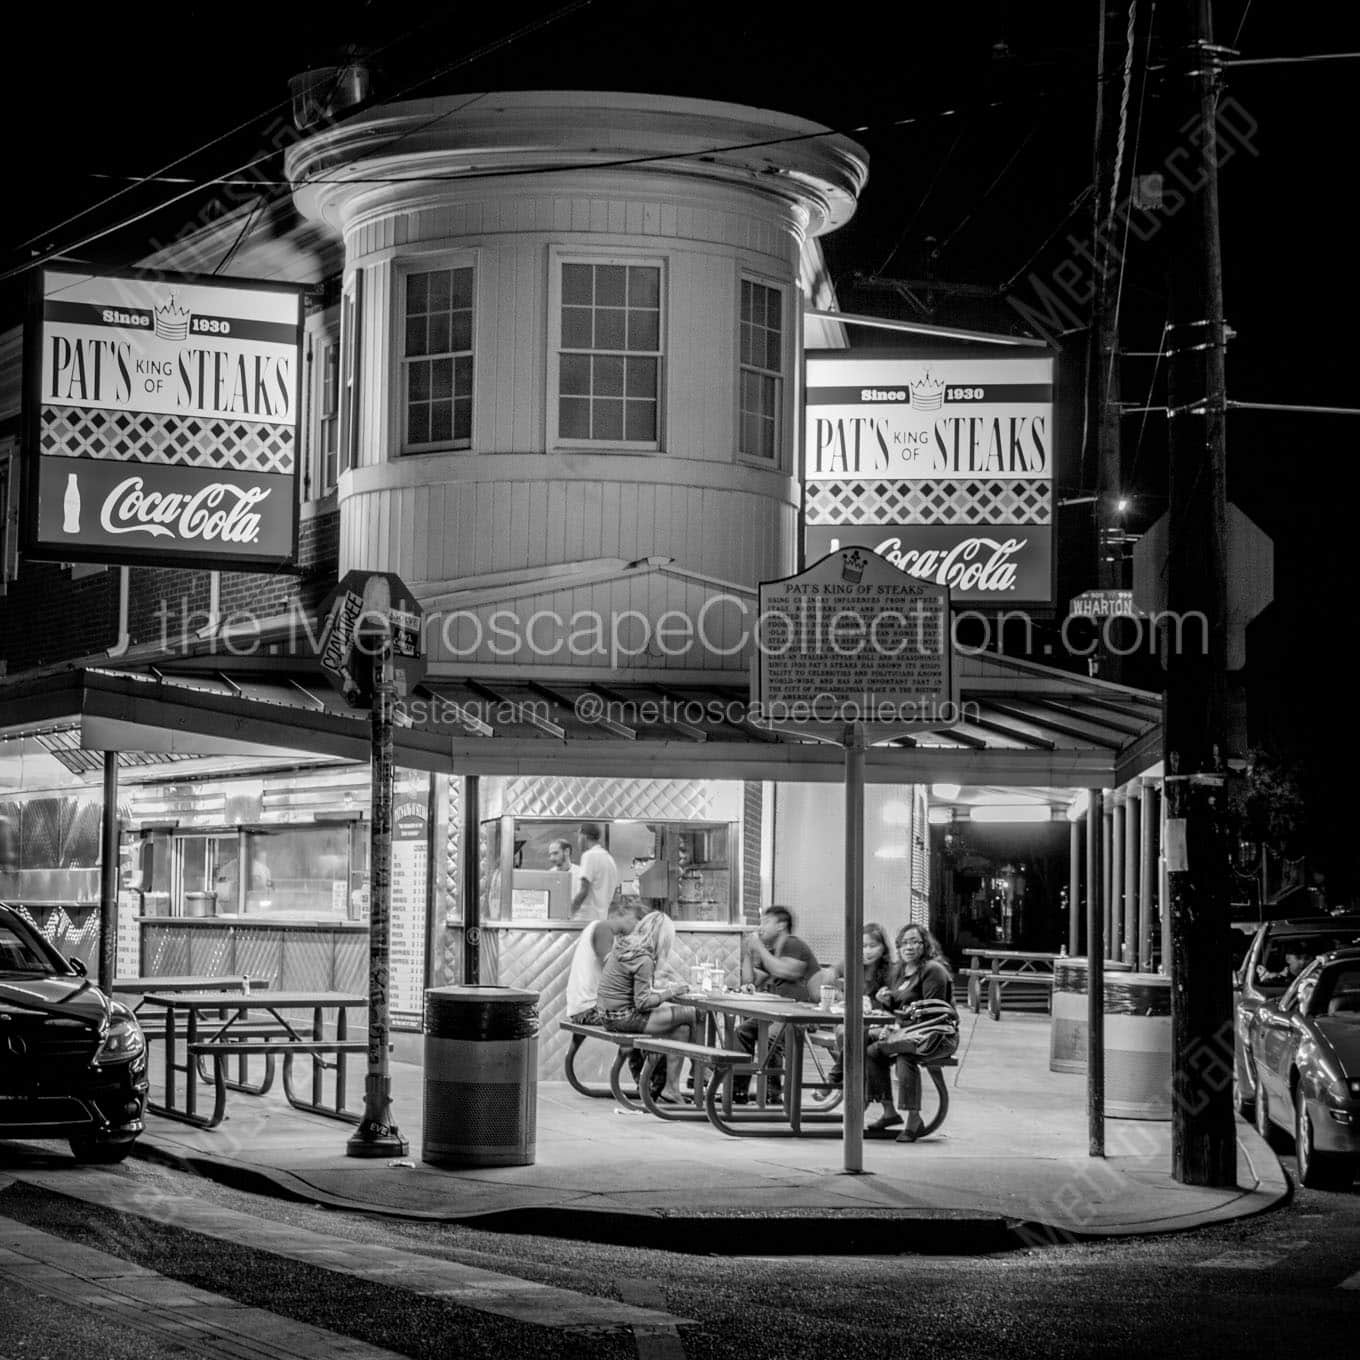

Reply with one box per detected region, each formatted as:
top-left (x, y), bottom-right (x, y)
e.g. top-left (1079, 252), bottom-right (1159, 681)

top-left (872, 535), bottom-right (1028, 592)
top-left (99, 476), bottom-right (270, 544)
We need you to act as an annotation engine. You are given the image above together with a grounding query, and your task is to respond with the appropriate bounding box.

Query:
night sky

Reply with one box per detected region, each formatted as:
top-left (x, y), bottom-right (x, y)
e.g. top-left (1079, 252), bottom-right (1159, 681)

top-left (4, 1), bottom-right (1357, 888)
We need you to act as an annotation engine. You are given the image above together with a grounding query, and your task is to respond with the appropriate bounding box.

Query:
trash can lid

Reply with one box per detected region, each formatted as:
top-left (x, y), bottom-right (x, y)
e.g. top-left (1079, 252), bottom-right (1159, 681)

top-left (424, 985), bottom-right (539, 1003)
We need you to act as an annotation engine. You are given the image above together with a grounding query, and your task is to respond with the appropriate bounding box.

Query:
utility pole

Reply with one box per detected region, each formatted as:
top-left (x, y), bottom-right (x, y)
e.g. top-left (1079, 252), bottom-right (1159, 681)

top-left (1089, 0), bottom-right (1128, 679)
top-left (1162, 0), bottom-right (1236, 1188)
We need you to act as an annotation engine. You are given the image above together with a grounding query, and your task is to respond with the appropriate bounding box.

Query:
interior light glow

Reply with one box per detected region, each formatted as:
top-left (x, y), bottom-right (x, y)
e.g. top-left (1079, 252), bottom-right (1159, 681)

top-left (969, 805), bottom-right (1054, 824)
top-left (930, 783), bottom-right (961, 800)
top-left (927, 807), bottom-right (954, 825)
top-left (873, 844), bottom-right (909, 860)
top-left (880, 799), bottom-right (911, 826)
top-left (1067, 790), bottom-right (1090, 821)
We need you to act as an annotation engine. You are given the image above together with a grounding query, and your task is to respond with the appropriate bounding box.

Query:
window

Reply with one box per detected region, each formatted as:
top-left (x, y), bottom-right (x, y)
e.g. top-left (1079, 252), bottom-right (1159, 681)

top-left (739, 278), bottom-right (783, 460)
top-left (319, 341), bottom-right (339, 492)
top-left (402, 266), bottom-right (474, 451)
top-left (558, 261), bottom-right (661, 444)
top-left (339, 273), bottom-right (362, 474)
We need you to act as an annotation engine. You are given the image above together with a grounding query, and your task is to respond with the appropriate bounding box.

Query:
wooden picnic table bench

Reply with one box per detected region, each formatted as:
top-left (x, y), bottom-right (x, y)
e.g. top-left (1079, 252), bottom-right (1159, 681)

top-left (559, 1021), bottom-right (646, 1108)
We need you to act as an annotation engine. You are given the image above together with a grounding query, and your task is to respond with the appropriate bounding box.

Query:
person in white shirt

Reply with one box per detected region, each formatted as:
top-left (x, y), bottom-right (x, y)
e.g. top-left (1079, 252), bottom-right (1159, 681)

top-left (547, 838), bottom-right (585, 910)
top-left (571, 822), bottom-right (621, 921)
top-left (565, 899), bottom-right (641, 1024)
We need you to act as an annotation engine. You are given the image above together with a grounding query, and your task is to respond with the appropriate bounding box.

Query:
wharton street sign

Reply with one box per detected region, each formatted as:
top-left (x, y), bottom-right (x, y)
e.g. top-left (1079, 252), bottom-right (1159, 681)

top-left (22, 268), bottom-right (303, 571)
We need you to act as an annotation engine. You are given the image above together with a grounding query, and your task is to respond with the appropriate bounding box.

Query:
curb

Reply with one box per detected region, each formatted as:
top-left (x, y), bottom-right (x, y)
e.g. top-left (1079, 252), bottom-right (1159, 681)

top-left (131, 1129), bottom-right (1293, 1257)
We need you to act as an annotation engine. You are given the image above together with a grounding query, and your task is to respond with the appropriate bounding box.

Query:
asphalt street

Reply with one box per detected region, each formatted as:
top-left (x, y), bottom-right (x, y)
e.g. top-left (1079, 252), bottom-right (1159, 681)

top-left (0, 1141), bottom-right (1357, 1360)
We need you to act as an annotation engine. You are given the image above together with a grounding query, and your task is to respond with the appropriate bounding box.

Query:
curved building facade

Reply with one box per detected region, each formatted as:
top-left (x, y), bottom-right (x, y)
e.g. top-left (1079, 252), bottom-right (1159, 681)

top-left (287, 91), bottom-right (868, 673)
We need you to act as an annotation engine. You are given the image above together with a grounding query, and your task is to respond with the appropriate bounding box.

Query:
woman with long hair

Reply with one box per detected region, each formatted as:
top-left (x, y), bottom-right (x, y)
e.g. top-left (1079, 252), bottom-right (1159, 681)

top-left (821, 922), bottom-right (895, 1091)
top-left (596, 909), bottom-right (698, 1103)
top-left (863, 921), bottom-right (957, 1140)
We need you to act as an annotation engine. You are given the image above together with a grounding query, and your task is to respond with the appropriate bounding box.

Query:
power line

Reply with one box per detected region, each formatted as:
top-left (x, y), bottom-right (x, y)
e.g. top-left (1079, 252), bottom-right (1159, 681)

top-left (1227, 50), bottom-right (1360, 67)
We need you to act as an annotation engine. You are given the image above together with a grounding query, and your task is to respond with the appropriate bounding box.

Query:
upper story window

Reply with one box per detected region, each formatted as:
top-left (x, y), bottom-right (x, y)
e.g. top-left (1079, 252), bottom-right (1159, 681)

top-left (557, 261), bottom-right (661, 446)
top-left (402, 266), bottom-right (474, 452)
top-left (739, 278), bottom-right (783, 461)
top-left (318, 341), bottom-right (339, 494)
top-left (339, 273), bottom-right (362, 474)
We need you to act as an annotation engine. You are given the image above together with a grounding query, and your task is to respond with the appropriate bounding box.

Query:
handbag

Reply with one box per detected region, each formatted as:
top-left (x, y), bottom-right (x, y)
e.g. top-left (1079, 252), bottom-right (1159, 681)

top-left (872, 998), bottom-right (960, 1060)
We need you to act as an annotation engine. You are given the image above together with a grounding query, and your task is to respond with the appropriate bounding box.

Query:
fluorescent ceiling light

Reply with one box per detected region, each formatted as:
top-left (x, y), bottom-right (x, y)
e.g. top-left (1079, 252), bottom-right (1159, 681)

top-left (873, 844), bottom-right (909, 859)
top-left (969, 805), bottom-right (1054, 824)
top-left (927, 807), bottom-right (954, 825)
top-left (930, 783), bottom-right (961, 800)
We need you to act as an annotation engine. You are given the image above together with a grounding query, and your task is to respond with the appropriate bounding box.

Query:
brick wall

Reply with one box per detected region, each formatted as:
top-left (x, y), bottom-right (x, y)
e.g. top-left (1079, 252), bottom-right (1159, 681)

top-left (0, 507), bottom-right (339, 673)
top-left (0, 562), bottom-right (117, 671)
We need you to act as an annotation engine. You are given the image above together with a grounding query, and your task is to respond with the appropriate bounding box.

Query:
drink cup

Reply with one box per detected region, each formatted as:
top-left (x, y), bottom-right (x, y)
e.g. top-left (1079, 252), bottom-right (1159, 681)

top-left (690, 965), bottom-right (705, 989)
top-left (820, 984), bottom-right (837, 1011)
top-left (707, 966), bottom-right (723, 993)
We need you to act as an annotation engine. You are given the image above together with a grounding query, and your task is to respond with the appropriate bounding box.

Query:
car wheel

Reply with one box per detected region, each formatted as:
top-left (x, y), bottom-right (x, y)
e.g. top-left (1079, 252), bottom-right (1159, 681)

top-left (1294, 1089), bottom-right (1346, 1190)
top-left (68, 1138), bottom-right (136, 1165)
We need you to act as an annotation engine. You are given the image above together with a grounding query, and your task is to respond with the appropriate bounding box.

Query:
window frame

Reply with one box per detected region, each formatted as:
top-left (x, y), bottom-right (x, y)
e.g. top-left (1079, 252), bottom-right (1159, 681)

top-left (396, 254), bottom-right (477, 456)
top-left (735, 270), bottom-right (790, 471)
top-left (548, 249), bottom-right (666, 453)
top-left (338, 270), bottom-right (363, 475)
top-left (318, 336), bottom-right (340, 494)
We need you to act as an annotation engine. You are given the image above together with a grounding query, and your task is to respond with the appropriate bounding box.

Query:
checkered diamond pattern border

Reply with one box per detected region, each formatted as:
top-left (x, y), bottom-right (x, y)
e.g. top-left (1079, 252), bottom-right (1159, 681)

top-left (41, 406), bottom-right (294, 474)
top-left (805, 478), bottom-right (1051, 525)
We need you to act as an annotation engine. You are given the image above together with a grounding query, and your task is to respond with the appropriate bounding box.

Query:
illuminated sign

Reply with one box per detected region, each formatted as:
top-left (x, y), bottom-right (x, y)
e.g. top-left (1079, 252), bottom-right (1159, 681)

top-left (23, 268), bottom-right (303, 570)
top-left (803, 347), bottom-right (1056, 605)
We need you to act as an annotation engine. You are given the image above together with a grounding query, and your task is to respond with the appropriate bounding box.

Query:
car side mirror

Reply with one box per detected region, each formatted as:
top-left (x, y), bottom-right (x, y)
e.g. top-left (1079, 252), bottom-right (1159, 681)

top-left (68, 956), bottom-right (87, 977)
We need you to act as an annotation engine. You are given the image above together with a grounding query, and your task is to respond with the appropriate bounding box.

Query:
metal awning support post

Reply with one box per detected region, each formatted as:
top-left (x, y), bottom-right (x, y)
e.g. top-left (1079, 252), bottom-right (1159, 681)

top-left (348, 634), bottom-right (408, 1159)
top-left (1087, 788), bottom-right (1105, 1158)
top-left (842, 721), bottom-right (866, 1175)
top-left (98, 752), bottom-right (119, 992)
top-left (1068, 814), bottom-right (1082, 955)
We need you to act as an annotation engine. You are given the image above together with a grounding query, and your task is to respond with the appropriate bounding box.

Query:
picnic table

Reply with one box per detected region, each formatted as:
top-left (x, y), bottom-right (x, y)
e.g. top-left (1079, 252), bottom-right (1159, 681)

top-left (661, 991), bottom-right (896, 1137)
top-left (958, 950), bottom-right (1060, 1019)
top-left (138, 990), bottom-right (367, 1130)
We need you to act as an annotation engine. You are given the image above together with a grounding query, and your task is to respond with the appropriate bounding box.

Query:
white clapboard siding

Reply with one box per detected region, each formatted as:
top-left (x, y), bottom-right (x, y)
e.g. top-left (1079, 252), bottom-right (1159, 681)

top-left (341, 476), bottom-right (796, 587)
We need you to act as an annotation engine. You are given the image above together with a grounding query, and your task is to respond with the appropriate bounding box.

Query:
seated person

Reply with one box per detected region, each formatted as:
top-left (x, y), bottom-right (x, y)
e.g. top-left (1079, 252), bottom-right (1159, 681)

top-left (1256, 941), bottom-right (1317, 986)
top-left (820, 922), bottom-right (894, 1091)
top-left (596, 909), bottom-right (697, 1104)
top-left (564, 898), bottom-right (642, 1026)
top-left (865, 922), bottom-right (956, 1141)
top-left (730, 906), bottom-right (820, 1103)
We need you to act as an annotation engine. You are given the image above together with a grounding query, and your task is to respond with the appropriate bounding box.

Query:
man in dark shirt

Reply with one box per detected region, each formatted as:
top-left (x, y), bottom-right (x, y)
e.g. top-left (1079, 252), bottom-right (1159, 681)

top-left (731, 905), bottom-right (820, 1102)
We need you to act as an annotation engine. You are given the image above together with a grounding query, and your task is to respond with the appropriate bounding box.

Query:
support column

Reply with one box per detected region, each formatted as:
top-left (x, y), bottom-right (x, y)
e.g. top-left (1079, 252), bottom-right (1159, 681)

top-left (98, 753), bottom-right (119, 993)
top-left (1068, 814), bottom-right (1082, 955)
top-left (1111, 793), bottom-right (1125, 964)
top-left (1102, 797), bottom-right (1114, 956)
top-left (1159, 781), bottom-right (1171, 975)
top-left (1087, 789), bottom-right (1105, 1157)
top-left (1139, 779), bottom-right (1157, 971)
top-left (1124, 783), bottom-right (1140, 967)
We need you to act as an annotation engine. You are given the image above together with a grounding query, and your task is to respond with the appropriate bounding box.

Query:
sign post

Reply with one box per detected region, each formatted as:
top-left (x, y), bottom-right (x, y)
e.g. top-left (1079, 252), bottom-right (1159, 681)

top-left (318, 571), bottom-right (424, 1159)
top-left (755, 547), bottom-right (953, 1174)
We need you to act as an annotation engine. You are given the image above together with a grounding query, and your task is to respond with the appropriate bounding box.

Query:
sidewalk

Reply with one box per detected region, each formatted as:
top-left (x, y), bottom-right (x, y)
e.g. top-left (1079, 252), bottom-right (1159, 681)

top-left (132, 1013), bottom-right (1288, 1254)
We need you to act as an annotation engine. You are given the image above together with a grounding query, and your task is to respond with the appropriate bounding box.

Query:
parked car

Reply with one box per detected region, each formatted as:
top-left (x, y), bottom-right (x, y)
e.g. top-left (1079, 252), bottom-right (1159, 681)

top-left (0, 903), bottom-right (148, 1162)
top-left (1232, 914), bottom-right (1360, 1118)
top-left (1246, 947), bottom-right (1360, 1188)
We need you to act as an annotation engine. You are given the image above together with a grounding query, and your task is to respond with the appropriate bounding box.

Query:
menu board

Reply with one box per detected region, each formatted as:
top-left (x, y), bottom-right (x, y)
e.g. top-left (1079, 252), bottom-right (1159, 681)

top-left (388, 774), bottom-right (430, 1030)
top-left (115, 891), bottom-right (141, 979)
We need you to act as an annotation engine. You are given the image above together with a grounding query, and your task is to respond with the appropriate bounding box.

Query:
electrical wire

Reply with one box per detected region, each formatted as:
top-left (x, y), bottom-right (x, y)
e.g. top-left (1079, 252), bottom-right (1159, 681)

top-left (10, 3), bottom-right (470, 257)
top-left (1228, 51), bottom-right (1360, 67)
top-left (933, 120), bottom-right (1041, 259)
top-left (212, 194), bottom-right (268, 276)
top-left (874, 124), bottom-right (966, 277)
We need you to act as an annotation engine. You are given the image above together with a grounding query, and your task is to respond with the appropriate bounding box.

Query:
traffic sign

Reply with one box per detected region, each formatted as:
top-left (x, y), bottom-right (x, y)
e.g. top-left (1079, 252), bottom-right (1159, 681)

top-left (318, 571), bottom-right (426, 707)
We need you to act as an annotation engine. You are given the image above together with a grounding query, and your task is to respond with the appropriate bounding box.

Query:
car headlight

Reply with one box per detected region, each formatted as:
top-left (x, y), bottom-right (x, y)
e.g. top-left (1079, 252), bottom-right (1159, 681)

top-left (95, 1009), bottom-right (146, 1065)
top-left (1348, 1078), bottom-right (1360, 1099)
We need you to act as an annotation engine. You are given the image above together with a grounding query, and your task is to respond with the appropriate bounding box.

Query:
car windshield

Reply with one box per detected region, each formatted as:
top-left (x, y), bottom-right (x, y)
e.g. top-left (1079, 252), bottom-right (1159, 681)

top-left (1254, 927), bottom-right (1360, 992)
top-left (0, 922), bottom-right (59, 975)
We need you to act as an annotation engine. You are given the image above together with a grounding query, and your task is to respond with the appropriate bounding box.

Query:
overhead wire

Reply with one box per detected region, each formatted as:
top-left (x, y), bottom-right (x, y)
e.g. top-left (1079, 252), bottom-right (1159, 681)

top-left (1, 1), bottom-right (596, 286)
top-left (873, 124), bottom-right (967, 277)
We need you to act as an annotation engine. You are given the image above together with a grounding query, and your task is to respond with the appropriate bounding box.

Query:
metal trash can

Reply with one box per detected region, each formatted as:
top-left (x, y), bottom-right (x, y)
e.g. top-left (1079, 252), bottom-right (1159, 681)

top-left (1103, 971), bottom-right (1172, 1119)
top-left (422, 985), bottom-right (539, 1167)
top-left (183, 891), bottom-right (217, 918)
top-left (1048, 957), bottom-right (1137, 1074)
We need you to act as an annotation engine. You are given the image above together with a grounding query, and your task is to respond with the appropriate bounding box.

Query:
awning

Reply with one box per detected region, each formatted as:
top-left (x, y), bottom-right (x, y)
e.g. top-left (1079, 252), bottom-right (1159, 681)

top-left (0, 653), bottom-right (1162, 788)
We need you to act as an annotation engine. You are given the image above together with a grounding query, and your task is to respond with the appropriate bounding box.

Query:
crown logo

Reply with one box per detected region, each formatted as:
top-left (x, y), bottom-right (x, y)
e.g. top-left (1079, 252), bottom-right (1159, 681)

top-left (841, 548), bottom-right (867, 584)
top-left (909, 368), bottom-right (945, 410)
top-left (153, 292), bottom-right (191, 342)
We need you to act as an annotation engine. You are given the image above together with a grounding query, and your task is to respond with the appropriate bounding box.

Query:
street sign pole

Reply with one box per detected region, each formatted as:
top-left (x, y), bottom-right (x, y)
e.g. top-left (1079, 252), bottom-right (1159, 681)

top-left (843, 721), bottom-right (866, 1175)
top-left (347, 631), bottom-right (408, 1158)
